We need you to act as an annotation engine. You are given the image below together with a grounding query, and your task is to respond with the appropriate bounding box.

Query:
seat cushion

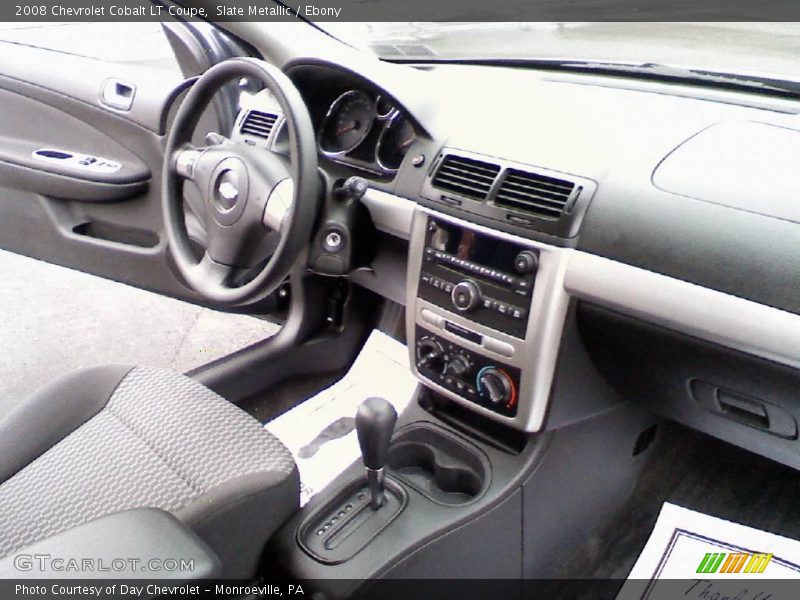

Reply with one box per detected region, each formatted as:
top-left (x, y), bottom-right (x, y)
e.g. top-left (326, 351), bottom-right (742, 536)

top-left (0, 366), bottom-right (299, 578)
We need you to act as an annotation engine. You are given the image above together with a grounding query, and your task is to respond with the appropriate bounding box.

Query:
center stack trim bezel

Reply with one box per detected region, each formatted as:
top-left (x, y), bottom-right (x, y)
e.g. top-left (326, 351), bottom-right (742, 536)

top-left (406, 207), bottom-right (573, 432)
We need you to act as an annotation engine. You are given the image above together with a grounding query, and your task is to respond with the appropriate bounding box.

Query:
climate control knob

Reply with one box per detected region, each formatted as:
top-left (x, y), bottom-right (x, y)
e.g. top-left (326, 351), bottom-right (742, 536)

top-left (451, 280), bottom-right (482, 312)
top-left (446, 354), bottom-right (472, 377)
top-left (416, 337), bottom-right (445, 374)
top-left (477, 367), bottom-right (516, 406)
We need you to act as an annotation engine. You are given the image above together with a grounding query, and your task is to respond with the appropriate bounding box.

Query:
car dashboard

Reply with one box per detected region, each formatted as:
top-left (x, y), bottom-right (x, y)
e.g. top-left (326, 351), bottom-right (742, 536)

top-left (232, 57), bottom-right (800, 469)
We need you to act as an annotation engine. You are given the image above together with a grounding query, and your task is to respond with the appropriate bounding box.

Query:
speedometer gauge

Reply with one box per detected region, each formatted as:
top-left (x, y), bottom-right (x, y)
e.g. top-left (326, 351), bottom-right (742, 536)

top-left (376, 113), bottom-right (417, 172)
top-left (319, 90), bottom-right (376, 156)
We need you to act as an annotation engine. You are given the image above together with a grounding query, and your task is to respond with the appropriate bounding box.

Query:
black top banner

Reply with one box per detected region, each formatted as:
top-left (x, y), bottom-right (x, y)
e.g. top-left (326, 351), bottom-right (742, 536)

top-left (5, 0), bottom-right (800, 22)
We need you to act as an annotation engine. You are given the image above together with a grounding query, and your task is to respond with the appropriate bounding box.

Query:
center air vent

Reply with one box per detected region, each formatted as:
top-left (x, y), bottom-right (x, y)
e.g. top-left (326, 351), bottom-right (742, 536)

top-left (494, 168), bottom-right (576, 219)
top-left (240, 110), bottom-right (278, 139)
top-left (431, 154), bottom-right (501, 200)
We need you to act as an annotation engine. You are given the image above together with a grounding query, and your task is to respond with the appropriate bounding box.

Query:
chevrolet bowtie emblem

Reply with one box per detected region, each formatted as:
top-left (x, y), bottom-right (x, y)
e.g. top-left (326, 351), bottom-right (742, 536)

top-left (218, 181), bottom-right (239, 202)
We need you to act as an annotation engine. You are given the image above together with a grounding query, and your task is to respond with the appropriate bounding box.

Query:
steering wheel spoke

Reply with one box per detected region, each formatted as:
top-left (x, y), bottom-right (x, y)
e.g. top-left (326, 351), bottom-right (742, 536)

top-left (173, 144), bottom-right (204, 182)
top-left (192, 252), bottom-right (234, 289)
top-left (262, 178), bottom-right (294, 232)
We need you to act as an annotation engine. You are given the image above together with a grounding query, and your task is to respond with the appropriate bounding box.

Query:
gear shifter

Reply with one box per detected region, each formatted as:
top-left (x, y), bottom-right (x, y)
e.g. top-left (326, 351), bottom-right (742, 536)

top-left (356, 397), bottom-right (397, 510)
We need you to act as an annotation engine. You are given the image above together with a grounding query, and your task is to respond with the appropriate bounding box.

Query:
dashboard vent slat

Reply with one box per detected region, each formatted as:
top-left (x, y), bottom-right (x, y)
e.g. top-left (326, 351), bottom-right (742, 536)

top-left (240, 110), bottom-right (278, 139)
top-left (432, 154), bottom-right (501, 200)
top-left (494, 168), bottom-right (576, 220)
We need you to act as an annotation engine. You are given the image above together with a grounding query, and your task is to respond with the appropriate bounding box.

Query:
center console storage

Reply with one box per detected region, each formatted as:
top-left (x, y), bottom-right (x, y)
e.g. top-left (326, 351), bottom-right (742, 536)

top-left (388, 423), bottom-right (490, 505)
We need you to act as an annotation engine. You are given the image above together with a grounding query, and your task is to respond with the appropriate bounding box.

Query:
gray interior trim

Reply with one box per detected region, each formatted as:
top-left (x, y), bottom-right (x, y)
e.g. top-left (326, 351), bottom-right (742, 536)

top-left (360, 188), bottom-right (415, 240)
top-left (178, 468), bottom-right (300, 579)
top-left (0, 365), bottom-right (133, 485)
top-left (0, 160), bottom-right (149, 203)
top-left (0, 508), bottom-right (220, 581)
top-left (653, 120), bottom-right (800, 224)
top-left (565, 251), bottom-right (800, 370)
top-left (0, 42), bottom-right (182, 133)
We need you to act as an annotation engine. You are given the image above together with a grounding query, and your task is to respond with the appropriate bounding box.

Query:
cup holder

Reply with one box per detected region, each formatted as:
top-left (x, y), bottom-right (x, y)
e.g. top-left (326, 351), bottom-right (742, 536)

top-left (387, 423), bottom-right (490, 505)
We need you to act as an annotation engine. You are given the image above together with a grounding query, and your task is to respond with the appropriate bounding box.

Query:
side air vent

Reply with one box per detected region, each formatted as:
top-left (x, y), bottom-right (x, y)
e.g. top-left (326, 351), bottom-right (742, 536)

top-left (494, 168), bottom-right (576, 219)
top-left (431, 154), bottom-right (501, 200)
top-left (240, 110), bottom-right (278, 139)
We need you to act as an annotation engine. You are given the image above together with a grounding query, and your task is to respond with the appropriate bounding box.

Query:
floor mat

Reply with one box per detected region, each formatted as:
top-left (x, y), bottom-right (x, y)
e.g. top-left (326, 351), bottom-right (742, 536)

top-left (265, 330), bottom-right (418, 506)
top-left (561, 423), bottom-right (800, 584)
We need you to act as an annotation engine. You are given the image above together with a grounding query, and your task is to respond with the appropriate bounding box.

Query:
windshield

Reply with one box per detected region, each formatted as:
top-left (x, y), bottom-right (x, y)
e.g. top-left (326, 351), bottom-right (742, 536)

top-left (319, 23), bottom-right (800, 83)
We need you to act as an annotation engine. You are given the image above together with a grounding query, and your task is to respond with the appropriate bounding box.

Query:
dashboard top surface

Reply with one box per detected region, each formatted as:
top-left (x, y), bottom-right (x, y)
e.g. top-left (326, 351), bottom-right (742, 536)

top-left (282, 60), bottom-right (800, 316)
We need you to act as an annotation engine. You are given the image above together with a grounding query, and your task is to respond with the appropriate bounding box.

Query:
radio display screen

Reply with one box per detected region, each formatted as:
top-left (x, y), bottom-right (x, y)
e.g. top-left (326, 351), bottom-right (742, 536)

top-left (427, 220), bottom-right (521, 273)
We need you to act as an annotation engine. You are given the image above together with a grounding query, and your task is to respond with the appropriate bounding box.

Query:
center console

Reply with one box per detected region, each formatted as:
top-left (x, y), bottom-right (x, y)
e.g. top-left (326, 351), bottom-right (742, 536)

top-left (407, 208), bottom-right (572, 431)
top-left (266, 207), bottom-right (658, 596)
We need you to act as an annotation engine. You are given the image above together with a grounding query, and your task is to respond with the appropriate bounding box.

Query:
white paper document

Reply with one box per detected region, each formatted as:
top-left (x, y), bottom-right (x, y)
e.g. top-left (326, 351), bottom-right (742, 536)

top-left (617, 503), bottom-right (800, 600)
top-left (265, 329), bottom-right (418, 506)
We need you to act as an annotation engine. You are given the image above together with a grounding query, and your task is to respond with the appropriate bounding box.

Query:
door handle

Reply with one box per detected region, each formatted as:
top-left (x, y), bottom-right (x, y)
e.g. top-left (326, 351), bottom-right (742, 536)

top-left (100, 78), bottom-right (136, 111)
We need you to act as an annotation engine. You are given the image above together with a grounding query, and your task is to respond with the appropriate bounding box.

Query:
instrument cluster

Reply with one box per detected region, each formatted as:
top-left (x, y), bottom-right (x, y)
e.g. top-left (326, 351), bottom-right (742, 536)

top-left (317, 88), bottom-right (418, 176)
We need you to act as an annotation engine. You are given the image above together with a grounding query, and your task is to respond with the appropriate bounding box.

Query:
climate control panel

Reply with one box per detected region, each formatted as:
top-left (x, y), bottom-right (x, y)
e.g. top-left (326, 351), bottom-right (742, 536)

top-left (415, 327), bottom-right (520, 417)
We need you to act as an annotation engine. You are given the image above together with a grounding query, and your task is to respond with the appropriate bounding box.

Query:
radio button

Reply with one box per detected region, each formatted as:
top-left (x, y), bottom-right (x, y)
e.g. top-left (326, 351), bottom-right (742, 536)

top-left (483, 337), bottom-right (515, 358)
top-left (420, 309), bottom-right (444, 328)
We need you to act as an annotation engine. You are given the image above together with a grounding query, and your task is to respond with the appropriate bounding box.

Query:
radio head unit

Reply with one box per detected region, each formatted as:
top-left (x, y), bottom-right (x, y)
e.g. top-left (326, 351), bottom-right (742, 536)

top-left (418, 218), bottom-right (537, 339)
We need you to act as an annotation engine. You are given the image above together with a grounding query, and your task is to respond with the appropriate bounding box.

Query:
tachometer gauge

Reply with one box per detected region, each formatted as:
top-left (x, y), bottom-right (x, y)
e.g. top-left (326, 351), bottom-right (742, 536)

top-left (319, 90), bottom-right (376, 156)
top-left (376, 113), bottom-right (417, 172)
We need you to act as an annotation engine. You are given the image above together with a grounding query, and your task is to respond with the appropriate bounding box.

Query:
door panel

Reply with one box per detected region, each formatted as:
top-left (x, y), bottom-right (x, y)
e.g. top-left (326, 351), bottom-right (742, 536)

top-left (0, 88), bottom-right (150, 202)
top-left (0, 27), bottom-right (232, 305)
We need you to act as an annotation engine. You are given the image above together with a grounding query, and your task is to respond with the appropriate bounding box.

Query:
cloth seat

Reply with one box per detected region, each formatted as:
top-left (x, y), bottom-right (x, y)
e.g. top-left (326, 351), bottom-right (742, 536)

top-left (0, 365), bottom-right (299, 578)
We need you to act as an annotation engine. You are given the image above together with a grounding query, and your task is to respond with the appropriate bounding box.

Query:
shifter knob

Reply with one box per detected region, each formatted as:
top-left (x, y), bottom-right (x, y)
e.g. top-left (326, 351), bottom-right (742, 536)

top-left (356, 397), bottom-right (397, 471)
top-left (356, 397), bottom-right (397, 510)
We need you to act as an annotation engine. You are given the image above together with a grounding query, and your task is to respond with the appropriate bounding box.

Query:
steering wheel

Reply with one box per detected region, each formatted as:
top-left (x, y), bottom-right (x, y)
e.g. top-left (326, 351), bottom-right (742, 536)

top-left (163, 58), bottom-right (319, 305)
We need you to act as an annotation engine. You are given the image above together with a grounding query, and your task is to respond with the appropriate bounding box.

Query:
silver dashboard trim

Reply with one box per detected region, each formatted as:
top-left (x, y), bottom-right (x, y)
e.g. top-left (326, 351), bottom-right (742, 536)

top-left (361, 189), bottom-right (416, 240)
top-left (564, 251), bottom-right (800, 371)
